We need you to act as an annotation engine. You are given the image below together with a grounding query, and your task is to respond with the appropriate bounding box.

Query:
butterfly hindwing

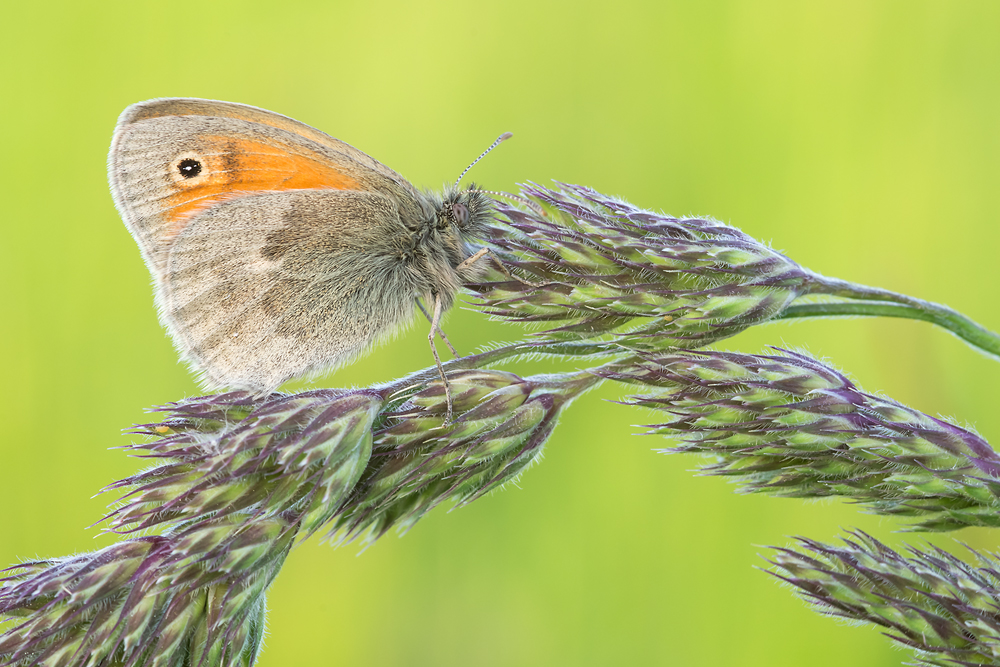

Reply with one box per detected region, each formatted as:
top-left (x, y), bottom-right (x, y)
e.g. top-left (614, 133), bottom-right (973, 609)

top-left (160, 189), bottom-right (420, 392)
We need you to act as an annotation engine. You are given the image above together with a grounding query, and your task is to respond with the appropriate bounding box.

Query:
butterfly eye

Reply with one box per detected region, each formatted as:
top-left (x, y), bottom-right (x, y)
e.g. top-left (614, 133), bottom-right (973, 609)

top-left (177, 158), bottom-right (203, 179)
top-left (452, 202), bottom-right (469, 226)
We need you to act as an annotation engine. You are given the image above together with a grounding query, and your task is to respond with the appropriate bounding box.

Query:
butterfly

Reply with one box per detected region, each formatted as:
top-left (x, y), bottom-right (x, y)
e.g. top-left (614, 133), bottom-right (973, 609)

top-left (109, 98), bottom-right (512, 417)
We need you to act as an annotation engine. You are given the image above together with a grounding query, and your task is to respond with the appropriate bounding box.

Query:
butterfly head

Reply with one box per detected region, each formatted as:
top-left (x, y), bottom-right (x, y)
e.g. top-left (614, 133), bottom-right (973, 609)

top-left (435, 131), bottom-right (513, 237)
top-left (437, 183), bottom-right (495, 235)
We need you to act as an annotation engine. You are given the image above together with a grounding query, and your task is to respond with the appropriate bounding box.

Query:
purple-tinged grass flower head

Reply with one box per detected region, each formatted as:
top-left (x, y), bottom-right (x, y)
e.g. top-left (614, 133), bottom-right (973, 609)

top-left (105, 389), bottom-right (381, 540)
top-left (474, 183), bottom-right (810, 351)
top-left (0, 366), bottom-right (600, 666)
top-left (334, 368), bottom-right (600, 543)
top-left (0, 390), bottom-right (382, 666)
top-left (769, 531), bottom-right (1000, 667)
top-left (0, 530), bottom-right (281, 667)
top-left (599, 348), bottom-right (1000, 531)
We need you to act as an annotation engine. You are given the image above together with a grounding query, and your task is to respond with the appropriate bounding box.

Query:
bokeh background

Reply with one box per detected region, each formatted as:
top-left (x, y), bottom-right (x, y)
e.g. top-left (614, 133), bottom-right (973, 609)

top-left (3, 1), bottom-right (1000, 665)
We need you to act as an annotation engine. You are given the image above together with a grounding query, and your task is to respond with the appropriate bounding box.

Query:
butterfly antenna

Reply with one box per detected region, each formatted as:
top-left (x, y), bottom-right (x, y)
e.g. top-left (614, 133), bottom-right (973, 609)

top-left (454, 132), bottom-right (513, 188)
top-left (465, 189), bottom-right (546, 217)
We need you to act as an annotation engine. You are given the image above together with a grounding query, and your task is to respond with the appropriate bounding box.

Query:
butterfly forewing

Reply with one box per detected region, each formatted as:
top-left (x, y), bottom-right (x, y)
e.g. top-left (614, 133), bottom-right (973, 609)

top-left (110, 111), bottom-right (405, 271)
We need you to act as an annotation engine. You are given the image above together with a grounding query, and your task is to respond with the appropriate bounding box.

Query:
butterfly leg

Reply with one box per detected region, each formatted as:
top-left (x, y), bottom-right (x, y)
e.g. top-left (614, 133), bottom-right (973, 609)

top-left (455, 246), bottom-right (490, 272)
top-left (416, 298), bottom-right (459, 359)
top-left (428, 292), bottom-right (455, 423)
top-left (458, 246), bottom-right (546, 288)
top-left (489, 252), bottom-right (547, 288)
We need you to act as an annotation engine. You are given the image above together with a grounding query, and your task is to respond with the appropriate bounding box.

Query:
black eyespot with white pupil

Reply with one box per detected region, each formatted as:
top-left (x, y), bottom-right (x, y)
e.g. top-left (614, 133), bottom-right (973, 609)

top-left (177, 158), bottom-right (202, 179)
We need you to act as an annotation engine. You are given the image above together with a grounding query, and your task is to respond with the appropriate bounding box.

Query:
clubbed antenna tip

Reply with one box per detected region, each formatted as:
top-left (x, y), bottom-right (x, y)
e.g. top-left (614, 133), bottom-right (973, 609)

top-left (454, 132), bottom-right (513, 188)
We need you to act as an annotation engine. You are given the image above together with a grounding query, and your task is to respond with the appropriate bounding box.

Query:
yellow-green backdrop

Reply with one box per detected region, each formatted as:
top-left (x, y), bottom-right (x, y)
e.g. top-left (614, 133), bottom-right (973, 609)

top-left (2, 2), bottom-right (999, 665)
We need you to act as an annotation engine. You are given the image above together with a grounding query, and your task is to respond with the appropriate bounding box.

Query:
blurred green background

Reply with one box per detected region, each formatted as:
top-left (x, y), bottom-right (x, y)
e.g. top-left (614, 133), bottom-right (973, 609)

top-left (3, 1), bottom-right (1000, 665)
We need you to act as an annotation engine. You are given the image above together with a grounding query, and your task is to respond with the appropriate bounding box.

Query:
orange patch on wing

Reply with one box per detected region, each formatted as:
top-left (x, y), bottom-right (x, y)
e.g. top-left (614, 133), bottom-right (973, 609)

top-left (164, 135), bottom-right (362, 232)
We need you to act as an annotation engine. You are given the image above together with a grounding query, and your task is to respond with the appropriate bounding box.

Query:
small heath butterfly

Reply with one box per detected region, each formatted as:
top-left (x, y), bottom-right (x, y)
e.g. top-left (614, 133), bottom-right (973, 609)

top-left (108, 98), bottom-right (509, 412)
